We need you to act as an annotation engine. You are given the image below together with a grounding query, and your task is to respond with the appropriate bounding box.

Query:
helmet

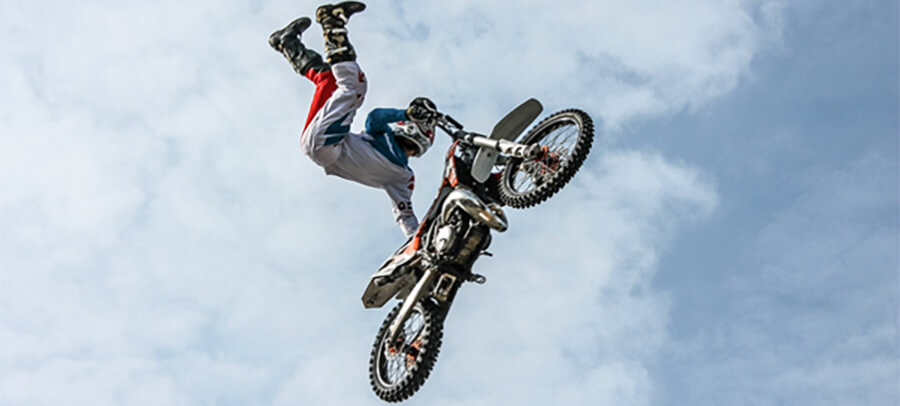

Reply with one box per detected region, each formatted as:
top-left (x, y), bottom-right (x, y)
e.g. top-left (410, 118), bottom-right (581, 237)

top-left (389, 120), bottom-right (434, 158)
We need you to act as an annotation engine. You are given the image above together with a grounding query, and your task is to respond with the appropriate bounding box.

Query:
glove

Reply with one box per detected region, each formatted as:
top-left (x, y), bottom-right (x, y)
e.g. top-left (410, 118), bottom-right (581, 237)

top-left (406, 97), bottom-right (437, 122)
top-left (406, 105), bottom-right (431, 122)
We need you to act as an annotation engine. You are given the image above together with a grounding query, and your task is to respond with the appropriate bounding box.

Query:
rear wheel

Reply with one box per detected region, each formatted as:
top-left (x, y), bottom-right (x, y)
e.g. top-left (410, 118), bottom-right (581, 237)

top-left (498, 109), bottom-right (594, 208)
top-left (369, 299), bottom-right (444, 402)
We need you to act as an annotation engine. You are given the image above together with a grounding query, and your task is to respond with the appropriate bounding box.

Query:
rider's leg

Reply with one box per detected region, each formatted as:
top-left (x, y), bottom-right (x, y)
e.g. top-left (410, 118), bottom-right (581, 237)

top-left (269, 17), bottom-right (338, 131)
top-left (300, 63), bottom-right (367, 167)
top-left (316, 2), bottom-right (366, 64)
top-left (269, 17), bottom-right (330, 77)
top-left (299, 4), bottom-right (368, 167)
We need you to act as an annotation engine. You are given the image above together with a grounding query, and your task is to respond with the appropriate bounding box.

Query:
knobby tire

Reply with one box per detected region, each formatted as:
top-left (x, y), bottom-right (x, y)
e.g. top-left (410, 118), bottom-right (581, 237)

top-left (498, 109), bottom-right (595, 208)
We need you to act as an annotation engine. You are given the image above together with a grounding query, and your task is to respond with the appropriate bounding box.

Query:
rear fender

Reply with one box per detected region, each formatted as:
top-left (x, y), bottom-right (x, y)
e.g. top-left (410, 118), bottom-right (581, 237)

top-left (361, 249), bottom-right (419, 309)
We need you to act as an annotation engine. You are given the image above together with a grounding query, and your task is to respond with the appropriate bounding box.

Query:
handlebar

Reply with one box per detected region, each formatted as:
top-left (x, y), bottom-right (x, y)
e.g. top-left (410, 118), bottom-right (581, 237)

top-left (442, 114), bottom-right (465, 131)
top-left (428, 111), bottom-right (542, 160)
top-left (428, 111), bottom-right (465, 139)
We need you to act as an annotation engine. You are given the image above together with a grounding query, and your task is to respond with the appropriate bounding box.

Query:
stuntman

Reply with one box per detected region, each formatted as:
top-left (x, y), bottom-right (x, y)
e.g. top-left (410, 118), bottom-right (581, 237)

top-left (269, 2), bottom-right (437, 237)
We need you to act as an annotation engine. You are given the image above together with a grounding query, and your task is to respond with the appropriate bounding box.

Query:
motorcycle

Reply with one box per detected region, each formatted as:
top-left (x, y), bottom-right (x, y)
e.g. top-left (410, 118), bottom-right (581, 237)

top-left (361, 99), bottom-right (595, 402)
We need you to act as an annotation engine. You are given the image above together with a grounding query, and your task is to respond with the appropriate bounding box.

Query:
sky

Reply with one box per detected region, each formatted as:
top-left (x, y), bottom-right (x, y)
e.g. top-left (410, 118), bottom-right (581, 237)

top-left (0, 0), bottom-right (897, 405)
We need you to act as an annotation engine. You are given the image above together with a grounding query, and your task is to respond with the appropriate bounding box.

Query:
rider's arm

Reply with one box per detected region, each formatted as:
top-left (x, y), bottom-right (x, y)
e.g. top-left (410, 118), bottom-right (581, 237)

top-left (365, 108), bottom-right (409, 135)
top-left (384, 179), bottom-right (418, 238)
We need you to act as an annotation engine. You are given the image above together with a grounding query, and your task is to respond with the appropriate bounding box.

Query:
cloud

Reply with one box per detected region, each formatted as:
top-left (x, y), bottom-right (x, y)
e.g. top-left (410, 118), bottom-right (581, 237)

top-left (0, 0), bottom-right (790, 404)
top-left (352, 0), bottom-right (786, 128)
top-left (403, 151), bottom-right (717, 405)
top-left (656, 153), bottom-right (899, 405)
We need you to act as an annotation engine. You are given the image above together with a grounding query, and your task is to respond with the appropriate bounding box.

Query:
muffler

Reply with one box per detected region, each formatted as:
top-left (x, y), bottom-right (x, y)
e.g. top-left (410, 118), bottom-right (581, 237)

top-left (440, 188), bottom-right (508, 232)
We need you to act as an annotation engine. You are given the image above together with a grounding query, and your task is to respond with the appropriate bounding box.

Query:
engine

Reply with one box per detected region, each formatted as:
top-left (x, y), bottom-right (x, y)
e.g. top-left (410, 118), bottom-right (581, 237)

top-left (430, 211), bottom-right (491, 269)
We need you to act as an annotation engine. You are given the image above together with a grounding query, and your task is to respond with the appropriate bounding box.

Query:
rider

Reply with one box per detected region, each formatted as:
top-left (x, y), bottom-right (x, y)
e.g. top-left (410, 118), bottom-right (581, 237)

top-left (268, 2), bottom-right (438, 237)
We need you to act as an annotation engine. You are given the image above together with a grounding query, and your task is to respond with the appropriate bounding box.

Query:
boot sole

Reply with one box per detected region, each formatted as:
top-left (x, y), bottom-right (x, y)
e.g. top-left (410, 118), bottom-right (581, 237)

top-left (316, 2), bottom-right (366, 25)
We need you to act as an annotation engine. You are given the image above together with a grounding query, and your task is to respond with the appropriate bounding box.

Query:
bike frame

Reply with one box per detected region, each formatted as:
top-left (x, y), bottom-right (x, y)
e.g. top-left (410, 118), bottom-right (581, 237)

top-left (368, 100), bottom-right (546, 348)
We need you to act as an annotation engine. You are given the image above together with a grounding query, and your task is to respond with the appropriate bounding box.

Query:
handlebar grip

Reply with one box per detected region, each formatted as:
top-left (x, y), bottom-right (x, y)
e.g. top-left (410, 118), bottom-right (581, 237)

top-left (443, 114), bottom-right (464, 130)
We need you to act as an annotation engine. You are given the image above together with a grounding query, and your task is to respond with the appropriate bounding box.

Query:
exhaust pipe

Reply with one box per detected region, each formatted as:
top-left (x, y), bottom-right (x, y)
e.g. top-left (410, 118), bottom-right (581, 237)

top-left (441, 188), bottom-right (508, 232)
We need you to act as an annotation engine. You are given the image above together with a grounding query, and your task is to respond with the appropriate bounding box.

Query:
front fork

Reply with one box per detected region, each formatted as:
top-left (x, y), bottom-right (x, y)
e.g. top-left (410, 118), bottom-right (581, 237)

top-left (386, 267), bottom-right (439, 347)
top-left (467, 135), bottom-right (543, 160)
top-left (385, 266), bottom-right (462, 348)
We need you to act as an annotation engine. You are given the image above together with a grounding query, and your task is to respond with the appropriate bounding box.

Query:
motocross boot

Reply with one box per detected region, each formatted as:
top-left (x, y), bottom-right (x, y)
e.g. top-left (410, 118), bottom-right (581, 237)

top-left (268, 17), bottom-right (330, 76)
top-left (268, 17), bottom-right (311, 52)
top-left (315, 1), bottom-right (366, 64)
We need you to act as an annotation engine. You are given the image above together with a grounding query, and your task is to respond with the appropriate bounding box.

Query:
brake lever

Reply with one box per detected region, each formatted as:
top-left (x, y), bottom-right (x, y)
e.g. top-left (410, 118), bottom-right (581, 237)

top-left (433, 113), bottom-right (465, 139)
top-left (443, 114), bottom-right (464, 130)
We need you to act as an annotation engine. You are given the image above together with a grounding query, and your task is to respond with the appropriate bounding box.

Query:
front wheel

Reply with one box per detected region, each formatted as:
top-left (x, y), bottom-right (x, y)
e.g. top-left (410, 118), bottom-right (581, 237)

top-left (498, 109), bottom-right (595, 208)
top-left (369, 299), bottom-right (444, 402)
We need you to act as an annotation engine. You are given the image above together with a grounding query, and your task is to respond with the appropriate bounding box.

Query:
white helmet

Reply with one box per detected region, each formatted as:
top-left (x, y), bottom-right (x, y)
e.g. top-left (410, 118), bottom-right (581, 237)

top-left (389, 120), bottom-right (434, 158)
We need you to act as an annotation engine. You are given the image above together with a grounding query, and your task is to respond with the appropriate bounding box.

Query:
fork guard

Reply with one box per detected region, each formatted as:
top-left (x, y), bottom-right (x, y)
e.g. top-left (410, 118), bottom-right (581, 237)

top-left (441, 188), bottom-right (508, 232)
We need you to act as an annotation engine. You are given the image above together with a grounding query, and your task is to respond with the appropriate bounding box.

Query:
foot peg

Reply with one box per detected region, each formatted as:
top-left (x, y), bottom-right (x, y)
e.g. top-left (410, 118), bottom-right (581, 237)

top-left (468, 273), bottom-right (487, 284)
top-left (374, 268), bottom-right (410, 286)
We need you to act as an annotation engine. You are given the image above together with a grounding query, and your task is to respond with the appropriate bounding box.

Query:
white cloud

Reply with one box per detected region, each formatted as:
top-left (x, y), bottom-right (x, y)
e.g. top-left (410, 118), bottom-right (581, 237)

top-left (354, 0), bottom-right (786, 128)
top-left (404, 151), bottom-right (717, 405)
top-left (0, 0), bottom-right (790, 404)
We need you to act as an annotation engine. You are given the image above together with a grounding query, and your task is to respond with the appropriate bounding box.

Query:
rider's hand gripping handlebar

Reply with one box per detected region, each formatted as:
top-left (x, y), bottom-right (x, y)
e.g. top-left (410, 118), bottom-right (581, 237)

top-left (431, 112), bottom-right (541, 160)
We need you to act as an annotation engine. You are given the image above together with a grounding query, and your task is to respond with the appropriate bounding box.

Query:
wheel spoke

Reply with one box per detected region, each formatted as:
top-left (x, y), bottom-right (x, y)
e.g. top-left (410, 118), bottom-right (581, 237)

top-left (545, 125), bottom-right (567, 148)
top-left (505, 120), bottom-right (583, 196)
top-left (371, 296), bottom-right (452, 401)
top-left (377, 307), bottom-right (428, 387)
top-left (513, 165), bottom-right (534, 191)
top-left (521, 168), bottom-right (538, 190)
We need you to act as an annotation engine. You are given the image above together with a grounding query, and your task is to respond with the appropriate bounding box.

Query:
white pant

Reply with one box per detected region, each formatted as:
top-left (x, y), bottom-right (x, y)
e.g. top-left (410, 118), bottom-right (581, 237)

top-left (300, 61), bottom-right (368, 168)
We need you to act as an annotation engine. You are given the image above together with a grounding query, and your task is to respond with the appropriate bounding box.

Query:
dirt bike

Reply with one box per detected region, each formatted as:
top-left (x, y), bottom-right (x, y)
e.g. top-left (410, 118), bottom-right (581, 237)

top-left (361, 99), bottom-right (595, 402)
